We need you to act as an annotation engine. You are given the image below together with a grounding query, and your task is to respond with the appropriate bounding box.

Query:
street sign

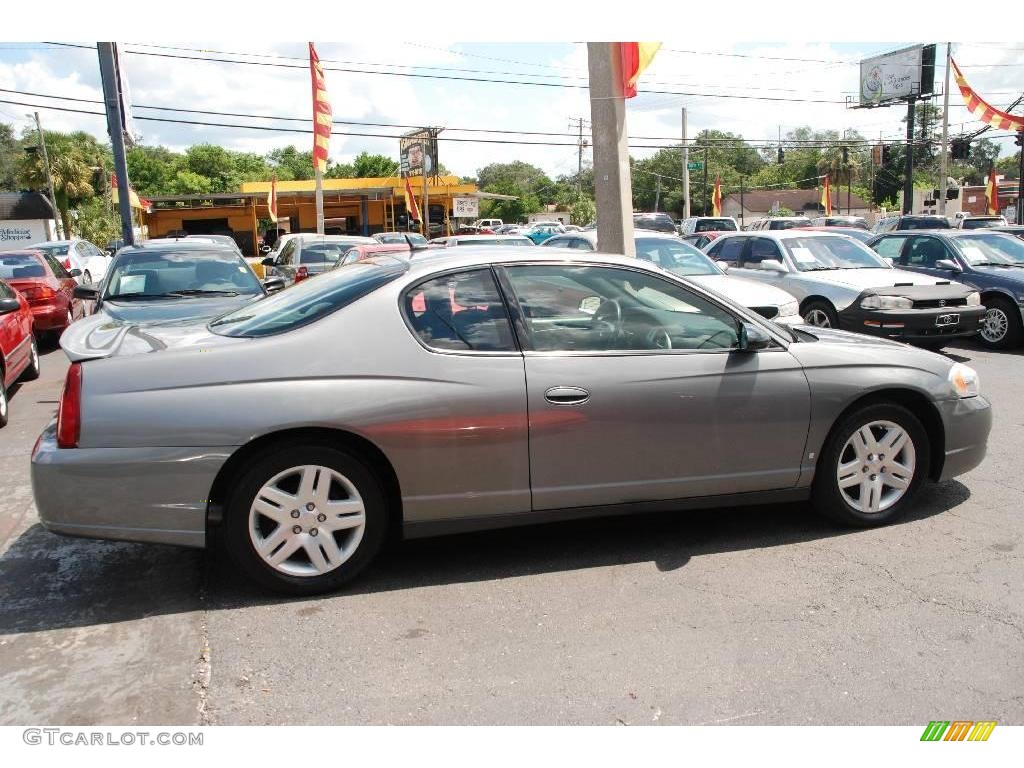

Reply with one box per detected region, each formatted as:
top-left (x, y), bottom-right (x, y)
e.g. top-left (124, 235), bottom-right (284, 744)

top-left (687, 161), bottom-right (703, 171)
top-left (452, 197), bottom-right (479, 218)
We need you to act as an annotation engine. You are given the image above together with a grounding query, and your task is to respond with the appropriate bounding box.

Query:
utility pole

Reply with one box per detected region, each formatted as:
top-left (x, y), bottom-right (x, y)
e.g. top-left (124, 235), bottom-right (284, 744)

top-left (702, 147), bottom-right (709, 216)
top-left (97, 43), bottom-right (134, 246)
top-left (654, 174), bottom-right (661, 212)
top-left (31, 112), bottom-right (62, 239)
top-left (739, 176), bottom-right (745, 228)
top-left (939, 42), bottom-right (952, 216)
top-left (1017, 131), bottom-right (1024, 225)
top-left (587, 43), bottom-right (635, 258)
top-left (903, 97), bottom-right (916, 215)
top-left (570, 117), bottom-right (589, 192)
top-left (681, 107), bottom-right (690, 219)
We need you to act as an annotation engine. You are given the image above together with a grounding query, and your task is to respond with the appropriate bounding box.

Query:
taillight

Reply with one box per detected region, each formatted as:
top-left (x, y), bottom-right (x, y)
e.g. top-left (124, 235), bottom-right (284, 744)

top-left (22, 286), bottom-right (57, 302)
top-left (61, 258), bottom-right (71, 270)
top-left (295, 266), bottom-right (309, 282)
top-left (57, 363), bottom-right (82, 448)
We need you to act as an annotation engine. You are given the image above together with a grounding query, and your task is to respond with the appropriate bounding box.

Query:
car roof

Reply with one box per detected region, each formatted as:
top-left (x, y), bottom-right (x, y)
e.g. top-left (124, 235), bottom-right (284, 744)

top-left (398, 245), bottom-right (674, 277)
top-left (713, 229), bottom-right (846, 241)
top-left (295, 234), bottom-right (377, 242)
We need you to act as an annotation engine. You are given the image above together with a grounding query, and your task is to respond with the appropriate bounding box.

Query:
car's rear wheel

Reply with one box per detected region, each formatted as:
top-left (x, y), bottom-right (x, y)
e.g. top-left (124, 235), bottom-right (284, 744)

top-left (802, 300), bottom-right (838, 329)
top-left (0, 374), bottom-right (8, 428)
top-left (812, 403), bottom-right (929, 527)
top-left (222, 444), bottom-right (388, 594)
top-left (83, 270), bottom-right (92, 285)
top-left (978, 297), bottom-right (1023, 349)
top-left (21, 336), bottom-right (40, 381)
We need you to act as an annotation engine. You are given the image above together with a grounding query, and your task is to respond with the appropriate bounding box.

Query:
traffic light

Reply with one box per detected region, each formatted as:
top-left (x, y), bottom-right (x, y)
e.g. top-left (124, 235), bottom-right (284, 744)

top-left (777, 147), bottom-right (785, 165)
top-left (842, 146), bottom-right (849, 165)
top-left (950, 138), bottom-right (970, 160)
top-left (882, 144), bottom-right (892, 164)
top-left (1015, 132), bottom-right (1023, 147)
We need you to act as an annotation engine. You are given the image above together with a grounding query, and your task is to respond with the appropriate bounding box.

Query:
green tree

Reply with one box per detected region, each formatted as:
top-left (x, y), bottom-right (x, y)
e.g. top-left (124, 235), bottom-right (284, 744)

top-left (267, 145), bottom-right (314, 180)
top-left (127, 145), bottom-right (183, 196)
top-left (479, 178), bottom-right (541, 222)
top-left (73, 196), bottom-right (121, 245)
top-left (569, 194), bottom-right (596, 225)
top-left (476, 161), bottom-right (552, 198)
top-left (19, 131), bottom-right (100, 237)
top-left (167, 169), bottom-right (214, 195)
top-left (996, 151), bottom-right (1021, 178)
top-left (352, 152), bottom-right (399, 178)
top-left (183, 145), bottom-right (242, 192)
top-left (0, 123), bottom-right (21, 192)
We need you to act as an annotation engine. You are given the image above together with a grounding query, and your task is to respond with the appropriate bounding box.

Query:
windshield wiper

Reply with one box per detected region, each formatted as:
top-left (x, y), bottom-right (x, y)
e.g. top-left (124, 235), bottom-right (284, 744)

top-left (165, 289), bottom-right (241, 297)
top-left (105, 293), bottom-right (175, 301)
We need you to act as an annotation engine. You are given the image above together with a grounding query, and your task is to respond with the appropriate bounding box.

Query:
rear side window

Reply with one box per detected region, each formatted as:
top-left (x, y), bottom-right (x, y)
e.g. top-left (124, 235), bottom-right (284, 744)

top-left (403, 269), bottom-right (516, 352)
top-left (712, 237), bottom-right (746, 263)
top-left (210, 258), bottom-right (408, 337)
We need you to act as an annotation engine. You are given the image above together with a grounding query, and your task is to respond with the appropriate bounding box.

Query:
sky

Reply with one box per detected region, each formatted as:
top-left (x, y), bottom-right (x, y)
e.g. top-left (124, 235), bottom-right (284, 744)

top-left (0, 40), bottom-right (1021, 182)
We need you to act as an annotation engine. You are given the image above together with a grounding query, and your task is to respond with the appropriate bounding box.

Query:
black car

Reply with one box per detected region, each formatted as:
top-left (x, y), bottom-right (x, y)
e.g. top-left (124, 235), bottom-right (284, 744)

top-left (869, 229), bottom-right (1024, 349)
top-left (873, 214), bottom-right (952, 233)
top-left (633, 212), bottom-right (678, 233)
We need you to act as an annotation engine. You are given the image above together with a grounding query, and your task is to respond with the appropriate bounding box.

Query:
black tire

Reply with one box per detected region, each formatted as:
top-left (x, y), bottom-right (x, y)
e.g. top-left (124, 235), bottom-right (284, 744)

top-left (83, 270), bottom-right (92, 286)
top-left (812, 402), bottom-right (930, 527)
top-left (977, 296), bottom-right (1023, 350)
top-left (20, 335), bottom-right (40, 382)
top-left (222, 443), bottom-right (388, 595)
top-left (802, 299), bottom-right (839, 329)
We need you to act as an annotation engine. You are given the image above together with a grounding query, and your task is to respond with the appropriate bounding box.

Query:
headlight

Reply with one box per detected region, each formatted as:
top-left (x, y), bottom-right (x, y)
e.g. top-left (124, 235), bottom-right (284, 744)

top-left (778, 300), bottom-right (799, 317)
top-left (966, 292), bottom-right (981, 306)
top-left (860, 294), bottom-right (913, 310)
top-left (948, 363), bottom-right (980, 398)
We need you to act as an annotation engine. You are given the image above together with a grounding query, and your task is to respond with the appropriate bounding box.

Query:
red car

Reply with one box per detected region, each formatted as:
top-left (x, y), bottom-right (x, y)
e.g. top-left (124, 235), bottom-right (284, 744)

top-left (0, 250), bottom-right (84, 344)
top-left (0, 278), bottom-right (40, 428)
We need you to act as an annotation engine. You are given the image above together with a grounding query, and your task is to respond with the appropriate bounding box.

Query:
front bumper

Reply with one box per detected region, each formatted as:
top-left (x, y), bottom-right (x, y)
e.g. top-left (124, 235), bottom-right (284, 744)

top-left (837, 304), bottom-right (985, 342)
top-left (31, 421), bottom-right (235, 548)
top-left (935, 395), bottom-right (992, 482)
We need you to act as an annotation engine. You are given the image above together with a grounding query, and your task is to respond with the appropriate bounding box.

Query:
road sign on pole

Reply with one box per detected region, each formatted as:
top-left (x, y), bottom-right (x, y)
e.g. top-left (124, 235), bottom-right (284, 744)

top-left (687, 161), bottom-right (703, 171)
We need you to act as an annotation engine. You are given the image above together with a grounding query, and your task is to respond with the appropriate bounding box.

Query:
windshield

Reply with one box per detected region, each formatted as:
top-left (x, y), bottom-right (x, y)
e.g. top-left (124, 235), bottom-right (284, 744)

top-left (0, 253), bottom-right (47, 279)
top-left (961, 218), bottom-right (1005, 230)
top-left (834, 229), bottom-right (874, 243)
top-left (29, 243), bottom-right (69, 257)
top-left (768, 219), bottom-right (810, 230)
top-left (377, 232), bottom-right (427, 245)
top-left (783, 236), bottom-right (890, 271)
top-left (900, 217), bottom-right (951, 230)
top-left (635, 237), bottom-right (720, 276)
top-left (955, 234), bottom-right (1024, 265)
top-left (104, 249), bottom-right (263, 300)
top-left (454, 237), bottom-right (533, 246)
top-left (694, 218), bottom-right (737, 233)
top-left (210, 257), bottom-right (408, 337)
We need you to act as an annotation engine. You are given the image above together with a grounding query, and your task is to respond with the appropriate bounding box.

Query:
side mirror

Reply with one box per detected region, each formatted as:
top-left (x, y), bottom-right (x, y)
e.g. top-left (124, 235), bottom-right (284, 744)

top-left (935, 259), bottom-right (961, 272)
top-left (738, 321), bottom-right (772, 351)
top-left (69, 268), bottom-right (82, 278)
top-left (262, 276), bottom-right (285, 294)
top-left (0, 297), bottom-right (20, 314)
top-left (759, 260), bottom-right (786, 273)
top-left (261, 257), bottom-right (276, 267)
top-left (73, 285), bottom-right (99, 301)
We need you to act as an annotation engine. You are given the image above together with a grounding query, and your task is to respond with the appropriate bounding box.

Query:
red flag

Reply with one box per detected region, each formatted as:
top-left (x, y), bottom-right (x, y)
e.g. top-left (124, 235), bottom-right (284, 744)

top-left (952, 59), bottom-right (1024, 133)
top-left (404, 176), bottom-right (421, 222)
top-left (820, 175), bottom-right (833, 216)
top-left (986, 168), bottom-right (1000, 215)
top-left (309, 43), bottom-right (332, 173)
top-left (712, 175), bottom-right (722, 216)
top-left (267, 176), bottom-right (278, 223)
top-left (619, 43), bottom-right (661, 99)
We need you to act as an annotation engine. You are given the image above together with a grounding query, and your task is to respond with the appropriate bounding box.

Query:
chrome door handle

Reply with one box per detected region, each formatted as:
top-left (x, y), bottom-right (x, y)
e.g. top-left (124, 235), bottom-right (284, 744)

top-left (544, 386), bottom-right (590, 405)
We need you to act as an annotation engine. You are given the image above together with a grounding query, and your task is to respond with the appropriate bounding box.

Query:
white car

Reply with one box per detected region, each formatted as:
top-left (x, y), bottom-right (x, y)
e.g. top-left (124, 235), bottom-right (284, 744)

top-left (704, 230), bottom-right (985, 349)
top-left (541, 230), bottom-right (803, 325)
top-left (29, 239), bottom-right (111, 285)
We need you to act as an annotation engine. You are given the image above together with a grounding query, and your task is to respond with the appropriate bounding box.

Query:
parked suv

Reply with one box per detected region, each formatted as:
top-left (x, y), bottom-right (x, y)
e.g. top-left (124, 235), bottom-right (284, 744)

top-left (872, 214), bottom-right (951, 233)
top-left (471, 218), bottom-right (503, 231)
top-left (679, 216), bottom-right (739, 235)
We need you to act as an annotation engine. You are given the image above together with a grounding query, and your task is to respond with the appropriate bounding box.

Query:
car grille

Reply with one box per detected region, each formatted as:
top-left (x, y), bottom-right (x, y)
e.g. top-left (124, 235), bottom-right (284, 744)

top-left (751, 306), bottom-right (779, 320)
top-left (913, 297), bottom-right (966, 309)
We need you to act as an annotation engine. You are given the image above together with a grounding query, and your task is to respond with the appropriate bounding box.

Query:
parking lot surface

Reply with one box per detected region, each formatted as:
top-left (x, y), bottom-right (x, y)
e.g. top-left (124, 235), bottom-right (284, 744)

top-left (1, 341), bottom-right (1021, 725)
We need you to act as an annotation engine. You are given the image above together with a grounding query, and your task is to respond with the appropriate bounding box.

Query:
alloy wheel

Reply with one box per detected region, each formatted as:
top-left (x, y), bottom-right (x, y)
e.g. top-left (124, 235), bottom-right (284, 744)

top-left (836, 420), bottom-right (916, 514)
top-left (980, 307), bottom-right (1008, 344)
top-left (805, 309), bottom-right (832, 327)
top-left (0, 382), bottom-right (7, 422)
top-left (248, 464), bottom-right (366, 577)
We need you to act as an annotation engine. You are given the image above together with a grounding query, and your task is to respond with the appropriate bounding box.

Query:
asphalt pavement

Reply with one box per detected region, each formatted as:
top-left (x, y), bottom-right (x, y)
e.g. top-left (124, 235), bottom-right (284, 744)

top-left (1, 339), bottom-right (1021, 725)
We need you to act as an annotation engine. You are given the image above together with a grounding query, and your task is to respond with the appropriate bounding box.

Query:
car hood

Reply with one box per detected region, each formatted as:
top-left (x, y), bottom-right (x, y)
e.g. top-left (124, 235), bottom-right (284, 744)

top-left (970, 264), bottom-right (1024, 283)
top-left (689, 273), bottom-right (796, 307)
top-left (799, 267), bottom-right (952, 290)
top-left (61, 295), bottom-right (257, 362)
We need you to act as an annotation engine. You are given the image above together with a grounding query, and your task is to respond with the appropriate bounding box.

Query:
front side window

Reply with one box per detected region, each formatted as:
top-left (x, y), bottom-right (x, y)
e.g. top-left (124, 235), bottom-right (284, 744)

top-left (42, 253), bottom-right (71, 278)
top-left (782, 236), bottom-right (889, 271)
top-left (872, 236), bottom-right (908, 261)
top-left (710, 237), bottom-right (746, 263)
top-left (277, 240), bottom-right (297, 265)
top-left (504, 264), bottom-right (740, 353)
top-left (743, 238), bottom-right (782, 266)
top-left (299, 242), bottom-right (350, 266)
top-left (403, 268), bottom-right (516, 352)
top-left (905, 236), bottom-right (949, 268)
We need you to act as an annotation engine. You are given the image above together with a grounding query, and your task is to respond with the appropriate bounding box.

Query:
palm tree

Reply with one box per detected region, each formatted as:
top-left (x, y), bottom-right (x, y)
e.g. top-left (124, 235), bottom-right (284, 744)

top-left (816, 146), bottom-right (860, 188)
top-left (21, 142), bottom-right (96, 237)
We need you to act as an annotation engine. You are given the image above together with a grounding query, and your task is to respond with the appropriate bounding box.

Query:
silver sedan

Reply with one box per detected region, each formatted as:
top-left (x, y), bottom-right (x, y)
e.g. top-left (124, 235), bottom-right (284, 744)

top-left (32, 249), bottom-right (992, 594)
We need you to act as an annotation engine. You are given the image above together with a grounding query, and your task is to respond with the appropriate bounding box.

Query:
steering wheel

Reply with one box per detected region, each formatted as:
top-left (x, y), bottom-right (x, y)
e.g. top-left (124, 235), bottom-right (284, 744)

top-left (645, 326), bottom-right (673, 350)
top-left (697, 329), bottom-right (737, 350)
top-left (591, 299), bottom-right (624, 346)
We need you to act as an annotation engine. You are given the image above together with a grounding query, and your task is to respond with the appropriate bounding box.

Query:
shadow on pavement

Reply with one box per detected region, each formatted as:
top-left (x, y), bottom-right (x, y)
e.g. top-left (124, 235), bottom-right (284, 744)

top-left (0, 480), bottom-right (971, 634)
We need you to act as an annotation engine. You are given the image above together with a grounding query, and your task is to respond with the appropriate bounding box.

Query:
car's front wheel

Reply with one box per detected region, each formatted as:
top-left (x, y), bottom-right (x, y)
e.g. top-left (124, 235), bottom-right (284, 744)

top-left (978, 296), bottom-right (1023, 350)
top-left (812, 403), bottom-right (929, 527)
top-left (21, 336), bottom-right (40, 381)
top-left (223, 444), bottom-right (388, 594)
top-left (802, 300), bottom-right (838, 328)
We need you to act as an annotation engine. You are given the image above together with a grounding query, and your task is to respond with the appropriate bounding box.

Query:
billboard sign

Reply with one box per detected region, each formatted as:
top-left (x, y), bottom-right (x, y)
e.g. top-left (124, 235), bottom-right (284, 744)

top-left (400, 128), bottom-right (438, 177)
top-left (859, 44), bottom-right (936, 106)
top-left (452, 197), bottom-right (479, 218)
